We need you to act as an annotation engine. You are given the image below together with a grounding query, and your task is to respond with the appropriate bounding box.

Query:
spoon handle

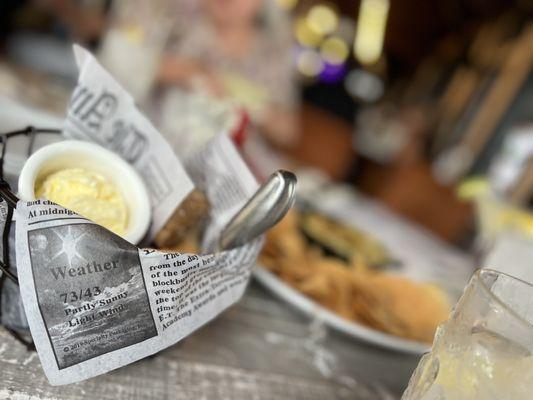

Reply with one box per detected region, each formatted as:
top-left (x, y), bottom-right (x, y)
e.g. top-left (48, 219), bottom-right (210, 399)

top-left (218, 170), bottom-right (297, 250)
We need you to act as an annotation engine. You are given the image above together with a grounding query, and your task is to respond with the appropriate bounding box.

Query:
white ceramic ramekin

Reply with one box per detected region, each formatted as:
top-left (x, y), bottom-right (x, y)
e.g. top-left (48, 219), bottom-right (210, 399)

top-left (18, 140), bottom-right (151, 244)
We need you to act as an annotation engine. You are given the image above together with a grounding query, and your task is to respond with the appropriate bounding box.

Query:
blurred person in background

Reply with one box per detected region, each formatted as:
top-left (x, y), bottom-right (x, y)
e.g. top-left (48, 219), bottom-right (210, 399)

top-left (157, 0), bottom-right (299, 149)
top-left (103, 0), bottom-right (299, 159)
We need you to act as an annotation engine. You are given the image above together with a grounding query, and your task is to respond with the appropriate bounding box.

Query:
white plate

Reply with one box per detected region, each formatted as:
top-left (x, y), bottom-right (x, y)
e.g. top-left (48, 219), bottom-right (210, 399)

top-left (252, 186), bottom-right (474, 354)
top-left (253, 265), bottom-right (430, 355)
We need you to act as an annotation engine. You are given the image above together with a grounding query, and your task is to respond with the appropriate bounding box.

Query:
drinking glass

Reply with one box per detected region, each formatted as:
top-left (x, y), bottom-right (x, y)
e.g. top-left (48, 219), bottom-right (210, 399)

top-left (402, 269), bottom-right (533, 399)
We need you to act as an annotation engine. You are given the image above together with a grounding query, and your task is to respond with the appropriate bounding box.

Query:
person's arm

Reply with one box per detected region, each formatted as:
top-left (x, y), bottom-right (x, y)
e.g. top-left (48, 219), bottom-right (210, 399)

top-left (255, 105), bottom-right (299, 148)
top-left (157, 55), bottom-right (203, 85)
top-left (255, 32), bottom-right (301, 148)
top-left (156, 54), bottom-right (225, 96)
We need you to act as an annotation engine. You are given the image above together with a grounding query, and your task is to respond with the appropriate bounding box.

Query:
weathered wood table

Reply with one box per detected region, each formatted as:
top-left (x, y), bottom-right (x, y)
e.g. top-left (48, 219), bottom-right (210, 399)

top-left (0, 180), bottom-right (474, 399)
top-left (0, 280), bottom-right (420, 399)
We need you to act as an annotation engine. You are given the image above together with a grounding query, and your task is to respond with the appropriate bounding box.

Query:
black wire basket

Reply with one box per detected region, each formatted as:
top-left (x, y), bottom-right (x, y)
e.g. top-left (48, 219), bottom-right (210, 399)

top-left (0, 126), bottom-right (62, 350)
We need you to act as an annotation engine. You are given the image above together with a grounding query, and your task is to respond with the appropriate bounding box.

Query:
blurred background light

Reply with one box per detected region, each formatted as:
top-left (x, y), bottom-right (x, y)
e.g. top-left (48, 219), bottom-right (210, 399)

top-left (319, 62), bottom-right (346, 83)
top-left (307, 4), bottom-right (339, 36)
top-left (344, 68), bottom-right (384, 102)
top-left (335, 17), bottom-right (357, 44)
top-left (354, 0), bottom-right (390, 65)
top-left (297, 48), bottom-right (324, 77)
top-left (294, 17), bottom-right (323, 47)
top-left (275, 0), bottom-right (299, 11)
top-left (320, 36), bottom-right (349, 64)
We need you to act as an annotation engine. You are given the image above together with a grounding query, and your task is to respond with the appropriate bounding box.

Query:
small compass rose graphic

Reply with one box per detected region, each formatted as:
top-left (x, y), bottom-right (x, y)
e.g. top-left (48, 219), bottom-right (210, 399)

top-left (50, 226), bottom-right (87, 266)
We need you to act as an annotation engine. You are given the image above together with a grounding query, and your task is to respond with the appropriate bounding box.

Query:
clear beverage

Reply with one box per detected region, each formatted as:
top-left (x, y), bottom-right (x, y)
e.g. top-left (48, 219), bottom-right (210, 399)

top-left (403, 269), bottom-right (533, 400)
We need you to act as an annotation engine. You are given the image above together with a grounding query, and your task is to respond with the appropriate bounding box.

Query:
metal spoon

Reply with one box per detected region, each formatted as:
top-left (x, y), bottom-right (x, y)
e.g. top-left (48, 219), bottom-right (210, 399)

top-left (0, 169), bottom-right (298, 252)
top-left (218, 170), bottom-right (297, 250)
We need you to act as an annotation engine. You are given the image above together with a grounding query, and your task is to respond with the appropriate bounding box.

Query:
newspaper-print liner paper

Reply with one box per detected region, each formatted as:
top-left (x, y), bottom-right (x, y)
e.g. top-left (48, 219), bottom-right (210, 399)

top-left (15, 134), bottom-right (261, 385)
top-left (63, 45), bottom-right (194, 240)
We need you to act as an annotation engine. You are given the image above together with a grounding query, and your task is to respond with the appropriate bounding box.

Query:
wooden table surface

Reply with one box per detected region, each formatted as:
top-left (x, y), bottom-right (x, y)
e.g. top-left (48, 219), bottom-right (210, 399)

top-left (0, 186), bottom-right (473, 400)
top-left (0, 280), bottom-right (420, 399)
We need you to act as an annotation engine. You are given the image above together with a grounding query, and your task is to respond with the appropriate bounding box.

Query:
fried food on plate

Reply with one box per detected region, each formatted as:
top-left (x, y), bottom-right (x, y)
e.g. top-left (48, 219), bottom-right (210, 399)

top-left (260, 210), bottom-right (450, 343)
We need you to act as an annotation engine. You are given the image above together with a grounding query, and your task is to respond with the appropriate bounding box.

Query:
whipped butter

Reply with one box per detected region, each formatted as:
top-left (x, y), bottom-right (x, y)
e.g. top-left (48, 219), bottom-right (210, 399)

top-left (35, 168), bottom-right (128, 236)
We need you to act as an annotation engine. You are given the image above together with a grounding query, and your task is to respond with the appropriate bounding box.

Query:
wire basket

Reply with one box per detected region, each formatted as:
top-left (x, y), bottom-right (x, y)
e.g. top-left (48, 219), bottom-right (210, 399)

top-left (0, 126), bottom-right (62, 350)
